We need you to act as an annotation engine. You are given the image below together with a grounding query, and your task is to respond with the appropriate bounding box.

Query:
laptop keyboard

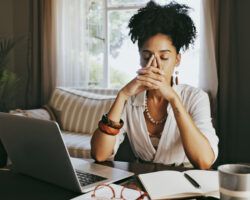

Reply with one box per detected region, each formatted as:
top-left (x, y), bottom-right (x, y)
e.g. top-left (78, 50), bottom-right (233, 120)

top-left (75, 170), bottom-right (107, 186)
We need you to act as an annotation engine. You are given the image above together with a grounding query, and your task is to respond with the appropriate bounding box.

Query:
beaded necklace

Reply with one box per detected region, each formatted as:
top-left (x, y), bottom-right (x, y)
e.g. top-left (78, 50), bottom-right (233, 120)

top-left (144, 93), bottom-right (167, 125)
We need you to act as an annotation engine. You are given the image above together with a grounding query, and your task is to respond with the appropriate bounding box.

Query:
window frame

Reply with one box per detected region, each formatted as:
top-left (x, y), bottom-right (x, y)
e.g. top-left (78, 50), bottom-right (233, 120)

top-left (103, 0), bottom-right (146, 87)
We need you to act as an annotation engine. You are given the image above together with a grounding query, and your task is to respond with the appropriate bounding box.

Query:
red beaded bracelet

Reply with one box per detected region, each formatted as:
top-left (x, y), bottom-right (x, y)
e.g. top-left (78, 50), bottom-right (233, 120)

top-left (98, 121), bottom-right (120, 136)
top-left (101, 114), bottom-right (124, 129)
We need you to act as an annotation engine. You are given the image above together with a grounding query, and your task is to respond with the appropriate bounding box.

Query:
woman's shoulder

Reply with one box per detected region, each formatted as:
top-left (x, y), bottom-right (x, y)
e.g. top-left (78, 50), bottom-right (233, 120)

top-left (175, 84), bottom-right (209, 102)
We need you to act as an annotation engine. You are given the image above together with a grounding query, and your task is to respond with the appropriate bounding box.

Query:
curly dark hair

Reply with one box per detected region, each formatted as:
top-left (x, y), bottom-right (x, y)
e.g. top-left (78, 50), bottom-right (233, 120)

top-left (128, 1), bottom-right (197, 53)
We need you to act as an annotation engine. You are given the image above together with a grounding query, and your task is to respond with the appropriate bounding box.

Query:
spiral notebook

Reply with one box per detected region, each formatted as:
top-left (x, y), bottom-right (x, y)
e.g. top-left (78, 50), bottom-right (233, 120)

top-left (138, 170), bottom-right (219, 200)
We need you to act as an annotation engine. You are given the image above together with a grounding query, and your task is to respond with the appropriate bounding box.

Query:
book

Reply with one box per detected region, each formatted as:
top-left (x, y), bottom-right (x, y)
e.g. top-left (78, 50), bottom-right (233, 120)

top-left (138, 170), bottom-right (219, 200)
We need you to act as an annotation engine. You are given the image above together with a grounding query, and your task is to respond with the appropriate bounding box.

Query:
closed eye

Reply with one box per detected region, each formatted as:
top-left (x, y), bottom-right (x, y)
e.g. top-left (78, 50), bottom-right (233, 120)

top-left (143, 57), bottom-right (150, 61)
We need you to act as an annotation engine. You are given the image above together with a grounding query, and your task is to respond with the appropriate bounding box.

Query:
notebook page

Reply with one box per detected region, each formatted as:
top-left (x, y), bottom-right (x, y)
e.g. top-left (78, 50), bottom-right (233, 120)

top-left (185, 170), bottom-right (219, 194)
top-left (139, 170), bottom-right (202, 199)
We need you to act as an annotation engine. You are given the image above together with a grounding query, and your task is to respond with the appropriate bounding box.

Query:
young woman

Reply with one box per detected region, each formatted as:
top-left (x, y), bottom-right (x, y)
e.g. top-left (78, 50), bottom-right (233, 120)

top-left (91, 1), bottom-right (219, 169)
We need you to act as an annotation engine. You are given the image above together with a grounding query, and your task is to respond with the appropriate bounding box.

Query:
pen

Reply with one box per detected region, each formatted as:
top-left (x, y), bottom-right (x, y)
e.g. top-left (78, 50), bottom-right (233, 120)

top-left (184, 173), bottom-right (201, 189)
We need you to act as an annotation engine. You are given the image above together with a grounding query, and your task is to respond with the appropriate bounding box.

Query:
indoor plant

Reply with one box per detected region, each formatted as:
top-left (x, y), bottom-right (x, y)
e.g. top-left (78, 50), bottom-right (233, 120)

top-left (0, 36), bottom-right (21, 112)
top-left (0, 36), bottom-right (23, 167)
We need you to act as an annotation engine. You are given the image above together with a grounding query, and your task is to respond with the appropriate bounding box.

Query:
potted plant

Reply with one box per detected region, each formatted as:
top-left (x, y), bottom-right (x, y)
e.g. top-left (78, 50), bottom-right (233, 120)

top-left (0, 36), bottom-right (23, 167)
top-left (0, 36), bottom-right (22, 112)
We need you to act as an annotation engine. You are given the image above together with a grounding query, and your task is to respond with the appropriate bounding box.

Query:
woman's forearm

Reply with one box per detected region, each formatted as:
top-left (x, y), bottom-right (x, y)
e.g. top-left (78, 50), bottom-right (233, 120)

top-left (169, 94), bottom-right (215, 169)
top-left (107, 91), bottom-right (128, 122)
top-left (91, 91), bottom-right (128, 161)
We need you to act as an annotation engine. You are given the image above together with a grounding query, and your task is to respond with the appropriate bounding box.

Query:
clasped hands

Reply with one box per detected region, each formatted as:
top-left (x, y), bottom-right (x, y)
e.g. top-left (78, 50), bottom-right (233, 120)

top-left (136, 54), bottom-right (168, 91)
top-left (120, 54), bottom-right (176, 101)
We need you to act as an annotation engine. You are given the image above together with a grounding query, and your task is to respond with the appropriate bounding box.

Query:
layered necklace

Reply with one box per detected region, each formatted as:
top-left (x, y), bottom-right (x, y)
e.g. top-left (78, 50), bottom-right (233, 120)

top-left (145, 92), bottom-right (167, 125)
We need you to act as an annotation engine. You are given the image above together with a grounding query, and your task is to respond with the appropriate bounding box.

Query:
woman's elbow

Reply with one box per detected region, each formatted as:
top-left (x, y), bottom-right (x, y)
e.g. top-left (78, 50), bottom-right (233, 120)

top-left (196, 156), bottom-right (215, 170)
top-left (92, 154), bottom-right (108, 162)
top-left (197, 161), bottom-right (212, 170)
top-left (91, 150), bottom-right (109, 162)
top-left (90, 131), bottom-right (115, 162)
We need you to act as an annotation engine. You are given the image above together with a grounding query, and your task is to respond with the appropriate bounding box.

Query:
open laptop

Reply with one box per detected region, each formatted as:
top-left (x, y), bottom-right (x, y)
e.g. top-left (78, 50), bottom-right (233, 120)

top-left (0, 112), bottom-right (134, 193)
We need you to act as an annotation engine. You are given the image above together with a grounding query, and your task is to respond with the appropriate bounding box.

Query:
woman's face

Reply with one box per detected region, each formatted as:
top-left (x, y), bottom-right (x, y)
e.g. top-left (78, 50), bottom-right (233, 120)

top-left (139, 33), bottom-right (181, 78)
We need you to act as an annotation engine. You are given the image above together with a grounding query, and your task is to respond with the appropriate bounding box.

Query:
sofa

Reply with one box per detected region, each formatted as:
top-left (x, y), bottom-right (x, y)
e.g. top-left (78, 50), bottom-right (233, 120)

top-left (9, 87), bottom-right (119, 159)
top-left (0, 86), bottom-right (137, 167)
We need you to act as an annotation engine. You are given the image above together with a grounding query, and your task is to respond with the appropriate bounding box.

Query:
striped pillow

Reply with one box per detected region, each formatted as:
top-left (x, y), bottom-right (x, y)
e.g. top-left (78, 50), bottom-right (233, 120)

top-left (48, 87), bottom-right (116, 135)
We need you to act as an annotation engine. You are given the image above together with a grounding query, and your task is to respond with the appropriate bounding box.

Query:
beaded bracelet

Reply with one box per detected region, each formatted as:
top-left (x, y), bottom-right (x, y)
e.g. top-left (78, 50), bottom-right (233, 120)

top-left (98, 121), bottom-right (120, 136)
top-left (101, 114), bottom-right (124, 129)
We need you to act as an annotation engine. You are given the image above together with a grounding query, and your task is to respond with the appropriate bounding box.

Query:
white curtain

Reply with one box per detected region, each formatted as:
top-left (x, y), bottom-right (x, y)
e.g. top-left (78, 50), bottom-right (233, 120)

top-left (54, 0), bottom-right (89, 87)
top-left (199, 0), bottom-right (218, 99)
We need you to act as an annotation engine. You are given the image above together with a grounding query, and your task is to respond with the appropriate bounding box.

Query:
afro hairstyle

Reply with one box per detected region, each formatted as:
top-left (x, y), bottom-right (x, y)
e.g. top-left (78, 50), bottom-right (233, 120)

top-left (128, 1), bottom-right (197, 53)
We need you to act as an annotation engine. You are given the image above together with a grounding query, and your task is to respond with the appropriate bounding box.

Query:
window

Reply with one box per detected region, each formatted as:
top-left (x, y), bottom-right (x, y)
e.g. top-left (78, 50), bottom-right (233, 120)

top-left (87, 0), bottom-right (201, 88)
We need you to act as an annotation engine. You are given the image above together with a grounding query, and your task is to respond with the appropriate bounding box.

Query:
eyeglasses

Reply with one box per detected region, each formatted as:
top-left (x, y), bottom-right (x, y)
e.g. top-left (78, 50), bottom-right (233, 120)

top-left (90, 183), bottom-right (149, 200)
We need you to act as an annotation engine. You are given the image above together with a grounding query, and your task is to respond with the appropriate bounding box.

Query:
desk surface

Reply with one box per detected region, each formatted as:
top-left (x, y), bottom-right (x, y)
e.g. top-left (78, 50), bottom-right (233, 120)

top-left (0, 161), bottom-right (216, 200)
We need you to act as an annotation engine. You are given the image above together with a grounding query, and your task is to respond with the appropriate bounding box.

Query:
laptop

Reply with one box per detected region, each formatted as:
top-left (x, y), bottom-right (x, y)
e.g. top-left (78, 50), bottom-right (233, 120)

top-left (0, 112), bottom-right (134, 193)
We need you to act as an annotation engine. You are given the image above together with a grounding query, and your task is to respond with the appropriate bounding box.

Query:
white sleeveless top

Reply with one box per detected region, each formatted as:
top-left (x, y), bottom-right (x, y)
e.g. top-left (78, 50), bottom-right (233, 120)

top-left (109, 84), bottom-right (219, 166)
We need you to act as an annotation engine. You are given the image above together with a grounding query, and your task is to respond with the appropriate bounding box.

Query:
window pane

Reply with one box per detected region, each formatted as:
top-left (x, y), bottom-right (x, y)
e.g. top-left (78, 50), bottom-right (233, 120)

top-left (108, 0), bottom-right (185, 6)
top-left (108, 0), bottom-right (148, 6)
top-left (108, 9), bottom-right (140, 88)
top-left (174, 0), bottom-right (200, 87)
top-left (87, 0), bottom-right (105, 87)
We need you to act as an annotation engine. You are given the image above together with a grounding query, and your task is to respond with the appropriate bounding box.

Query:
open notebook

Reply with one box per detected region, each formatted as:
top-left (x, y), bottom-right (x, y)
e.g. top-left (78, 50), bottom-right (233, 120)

top-left (138, 170), bottom-right (219, 200)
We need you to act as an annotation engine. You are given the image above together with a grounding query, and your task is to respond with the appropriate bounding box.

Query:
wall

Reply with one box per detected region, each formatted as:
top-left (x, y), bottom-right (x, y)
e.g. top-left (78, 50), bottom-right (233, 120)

top-left (0, 0), bottom-right (15, 69)
top-left (0, 1), bottom-right (14, 34)
top-left (0, 0), bottom-right (41, 109)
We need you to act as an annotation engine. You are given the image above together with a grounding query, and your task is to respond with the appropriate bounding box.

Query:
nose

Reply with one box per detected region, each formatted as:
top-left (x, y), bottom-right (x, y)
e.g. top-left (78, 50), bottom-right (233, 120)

top-left (152, 57), bottom-right (157, 67)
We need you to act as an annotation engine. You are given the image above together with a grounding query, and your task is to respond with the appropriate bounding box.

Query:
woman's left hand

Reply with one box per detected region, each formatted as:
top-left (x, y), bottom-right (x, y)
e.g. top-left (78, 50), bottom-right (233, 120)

top-left (136, 54), bottom-right (176, 101)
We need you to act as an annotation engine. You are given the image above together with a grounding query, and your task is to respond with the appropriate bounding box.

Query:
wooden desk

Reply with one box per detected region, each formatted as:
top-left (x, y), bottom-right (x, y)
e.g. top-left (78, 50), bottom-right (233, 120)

top-left (0, 169), bottom-right (77, 200)
top-left (0, 161), bottom-right (217, 200)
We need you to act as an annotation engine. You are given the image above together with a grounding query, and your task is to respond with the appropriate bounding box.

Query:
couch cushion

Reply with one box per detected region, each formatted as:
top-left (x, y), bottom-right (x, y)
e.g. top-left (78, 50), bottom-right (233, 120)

top-left (48, 87), bottom-right (116, 135)
top-left (77, 88), bottom-right (119, 95)
top-left (9, 108), bottom-right (52, 120)
top-left (61, 131), bottom-right (92, 159)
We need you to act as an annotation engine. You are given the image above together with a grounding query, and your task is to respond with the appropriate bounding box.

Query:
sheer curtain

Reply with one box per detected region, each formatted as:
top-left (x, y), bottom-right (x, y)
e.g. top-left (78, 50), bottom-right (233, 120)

top-left (54, 0), bottom-right (89, 87)
top-left (41, 0), bottom-right (57, 104)
top-left (199, 0), bottom-right (218, 117)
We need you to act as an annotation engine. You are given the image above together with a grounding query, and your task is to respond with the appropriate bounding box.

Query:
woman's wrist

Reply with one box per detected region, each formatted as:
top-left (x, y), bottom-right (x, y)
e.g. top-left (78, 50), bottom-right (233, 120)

top-left (118, 90), bottom-right (130, 101)
top-left (167, 90), bottom-right (179, 105)
top-left (160, 86), bottom-right (177, 102)
top-left (107, 90), bottom-right (128, 123)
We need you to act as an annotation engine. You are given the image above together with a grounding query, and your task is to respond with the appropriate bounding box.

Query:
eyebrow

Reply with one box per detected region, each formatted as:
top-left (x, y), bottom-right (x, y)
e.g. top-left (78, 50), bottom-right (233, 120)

top-left (142, 49), bottom-right (171, 53)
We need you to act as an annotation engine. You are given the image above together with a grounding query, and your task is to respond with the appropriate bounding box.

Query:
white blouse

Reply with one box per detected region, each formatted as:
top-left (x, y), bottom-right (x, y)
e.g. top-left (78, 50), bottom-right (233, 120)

top-left (110, 84), bottom-right (219, 166)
